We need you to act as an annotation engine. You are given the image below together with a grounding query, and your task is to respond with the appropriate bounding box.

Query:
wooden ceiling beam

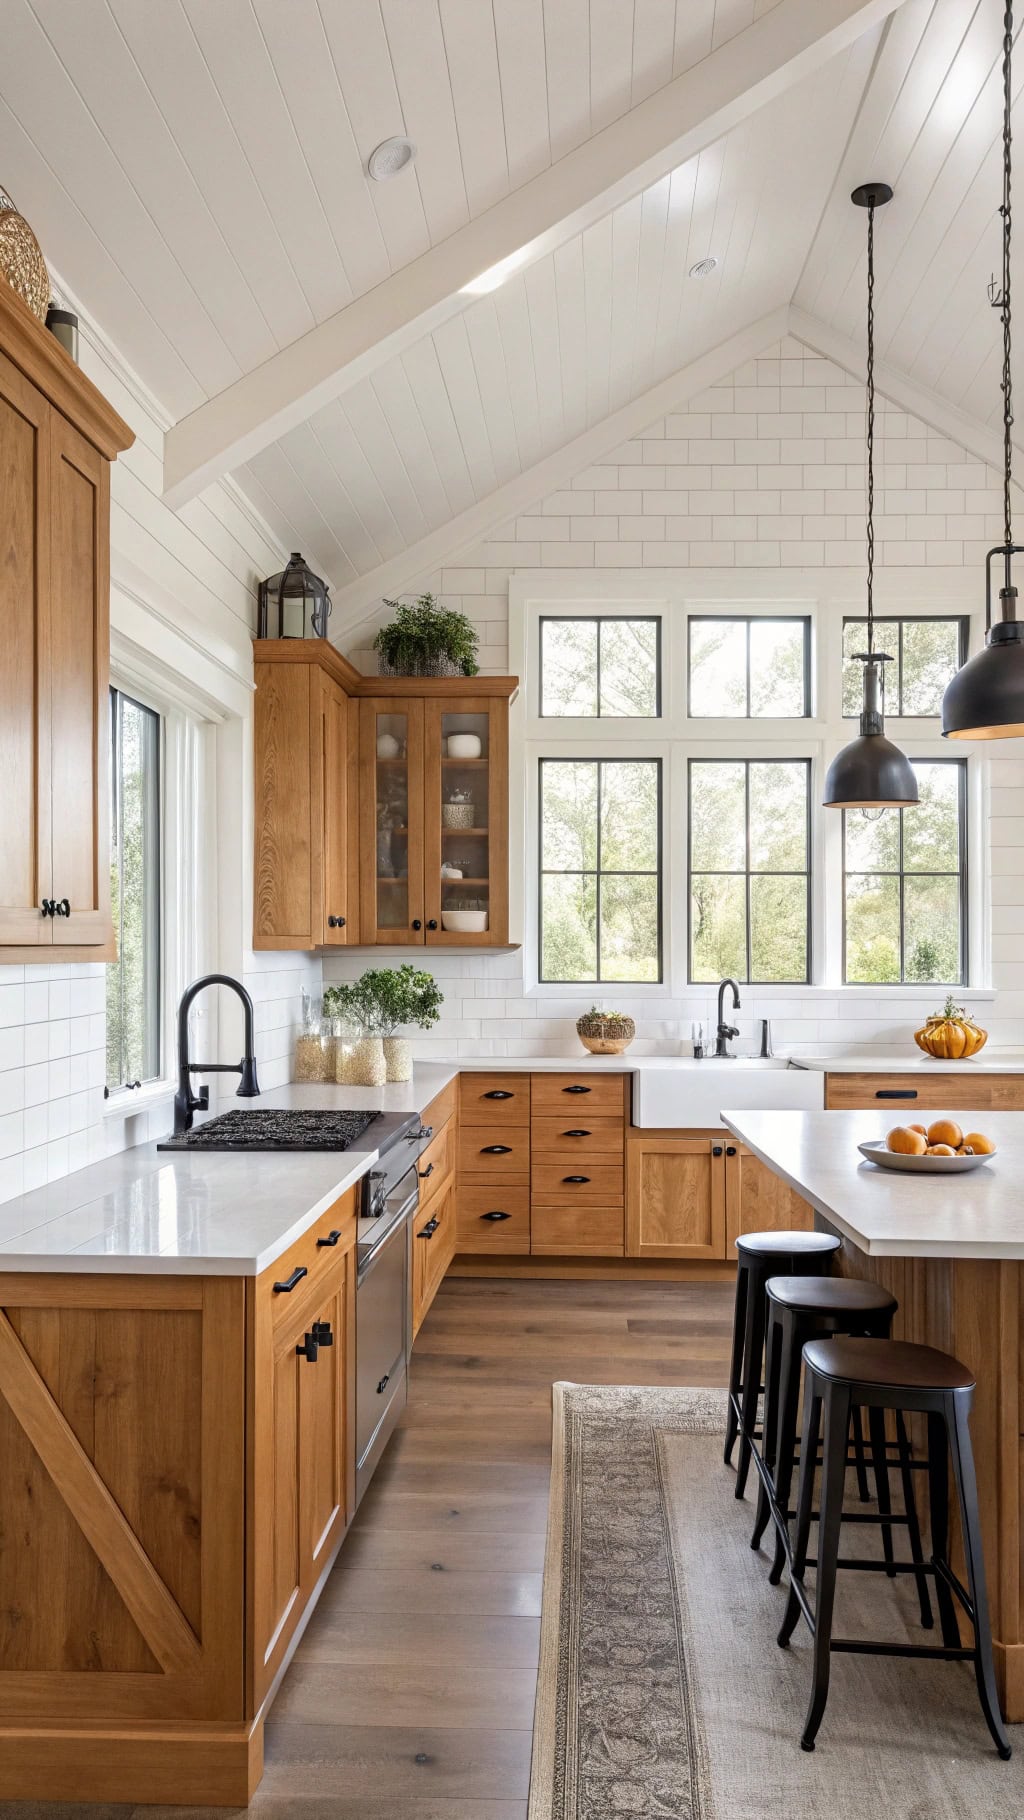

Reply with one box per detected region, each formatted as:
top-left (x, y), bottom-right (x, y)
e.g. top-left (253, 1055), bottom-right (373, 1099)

top-left (162, 0), bottom-right (907, 510)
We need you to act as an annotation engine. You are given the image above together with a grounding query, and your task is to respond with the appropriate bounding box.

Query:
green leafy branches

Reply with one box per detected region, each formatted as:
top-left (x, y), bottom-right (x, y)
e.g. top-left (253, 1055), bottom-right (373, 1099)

top-left (323, 965), bottom-right (444, 1037)
top-left (374, 593), bottom-right (480, 677)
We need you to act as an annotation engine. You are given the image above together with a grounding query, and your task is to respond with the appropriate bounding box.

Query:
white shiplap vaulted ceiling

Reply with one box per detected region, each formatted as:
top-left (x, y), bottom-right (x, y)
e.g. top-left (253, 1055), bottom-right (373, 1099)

top-left (0, 0), bottom-right (1019, 614)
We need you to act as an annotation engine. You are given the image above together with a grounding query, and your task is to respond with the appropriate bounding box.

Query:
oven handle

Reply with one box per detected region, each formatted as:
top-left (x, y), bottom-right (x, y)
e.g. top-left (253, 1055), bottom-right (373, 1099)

top-left (357, 1186), bottom-right (418, 1279)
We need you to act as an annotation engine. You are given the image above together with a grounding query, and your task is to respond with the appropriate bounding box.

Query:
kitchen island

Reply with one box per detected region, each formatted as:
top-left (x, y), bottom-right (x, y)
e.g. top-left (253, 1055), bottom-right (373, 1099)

top-left (723, 1107), bottom-right (1024, 1722)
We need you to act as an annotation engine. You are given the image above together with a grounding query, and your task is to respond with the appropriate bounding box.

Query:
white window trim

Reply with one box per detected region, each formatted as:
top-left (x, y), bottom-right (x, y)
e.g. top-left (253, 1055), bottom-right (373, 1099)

top-left (103, 665), bottom-right (214, 1120)
top-left (509, 568), bottom-right (993, 999)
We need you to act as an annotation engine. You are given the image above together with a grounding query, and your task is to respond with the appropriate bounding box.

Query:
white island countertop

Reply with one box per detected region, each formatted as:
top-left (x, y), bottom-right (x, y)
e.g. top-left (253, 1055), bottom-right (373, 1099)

top-left (0, 1067), bottom-right (457, 1277)
top-left (792, 1050), bottom-right (1024, 1074)
top-left (723, 1108), bottom-right (1024, 1260)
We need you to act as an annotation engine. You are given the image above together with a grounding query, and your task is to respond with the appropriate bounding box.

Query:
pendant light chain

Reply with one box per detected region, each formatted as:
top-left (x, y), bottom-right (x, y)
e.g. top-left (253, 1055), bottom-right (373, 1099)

top-left (865, 197), bottom-right (876, 655)
top-left (996, 0), bottom-right (1014, 552)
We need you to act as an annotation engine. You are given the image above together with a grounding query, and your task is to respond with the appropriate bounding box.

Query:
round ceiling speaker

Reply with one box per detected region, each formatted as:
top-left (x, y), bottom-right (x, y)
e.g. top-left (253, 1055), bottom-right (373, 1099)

top-left (368, 137), bottom-right (417, 181)
top-left (688, 256), bottom-right (718, 279)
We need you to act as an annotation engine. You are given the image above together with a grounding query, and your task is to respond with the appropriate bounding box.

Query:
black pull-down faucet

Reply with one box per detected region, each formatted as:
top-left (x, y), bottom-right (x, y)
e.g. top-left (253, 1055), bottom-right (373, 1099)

top-left (173, 973), bottom-right (261, 1135)
top-left (715, 978), bottom-right (741, 1058)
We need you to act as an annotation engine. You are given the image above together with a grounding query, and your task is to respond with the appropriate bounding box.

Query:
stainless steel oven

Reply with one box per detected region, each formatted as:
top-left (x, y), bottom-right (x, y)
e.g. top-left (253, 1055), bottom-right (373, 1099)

top-left (354, 1116), bottom-right (428, 1505)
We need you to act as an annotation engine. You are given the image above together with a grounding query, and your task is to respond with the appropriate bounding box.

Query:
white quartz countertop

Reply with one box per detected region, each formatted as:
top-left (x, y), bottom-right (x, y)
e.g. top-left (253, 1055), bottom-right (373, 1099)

top-left (0, 1067), bottom-right (458, 1277)
top-left (723, 1109), bottom-right (1024, 1260)
top-left (792, 1051), bottom-right (1024, 1074)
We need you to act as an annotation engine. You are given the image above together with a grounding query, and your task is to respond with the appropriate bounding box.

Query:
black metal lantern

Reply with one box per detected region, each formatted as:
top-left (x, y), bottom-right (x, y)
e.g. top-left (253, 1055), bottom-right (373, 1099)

top-left (943, 2), bottom-right (1024, 739)
top-left (257, 552), bottom-right (331, 640)
top-left (823, 182), bottom-right (918, 810)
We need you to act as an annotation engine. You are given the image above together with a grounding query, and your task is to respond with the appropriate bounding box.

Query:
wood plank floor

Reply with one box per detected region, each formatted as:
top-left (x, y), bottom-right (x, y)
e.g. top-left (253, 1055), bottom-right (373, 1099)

top-left (1, 1273), bottom-right (733, 1820)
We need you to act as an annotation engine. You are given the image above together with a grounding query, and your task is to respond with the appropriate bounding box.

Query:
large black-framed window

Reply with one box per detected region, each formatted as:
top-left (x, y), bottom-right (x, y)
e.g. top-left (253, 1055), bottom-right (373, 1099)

top-left (843, 758), bottom-right (967, 985)
top-left (539, 757), bottom-right (662, 982)
top-left (842, 616), bottom-right (968, 717)
top-left (688, 758), bottom-right (811, 983)
top-left (539, 615), bottom-right (661, 717)
top-left (687, 615), bottom-right (811, 717)
top-left (106, 688), bottom-right (162, 1091)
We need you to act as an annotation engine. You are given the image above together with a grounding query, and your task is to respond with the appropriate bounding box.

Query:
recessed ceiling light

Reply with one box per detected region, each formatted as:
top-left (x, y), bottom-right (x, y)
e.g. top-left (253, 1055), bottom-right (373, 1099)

top-left (688, 256), bottom-right (718, 279)
top-left (368, 136), bottom-right (416, 181)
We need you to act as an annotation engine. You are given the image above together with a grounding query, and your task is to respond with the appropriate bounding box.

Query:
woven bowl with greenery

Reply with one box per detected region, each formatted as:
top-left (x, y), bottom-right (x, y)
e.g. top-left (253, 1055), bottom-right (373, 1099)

top-left (576, 1009), bottom-right (636, 1055)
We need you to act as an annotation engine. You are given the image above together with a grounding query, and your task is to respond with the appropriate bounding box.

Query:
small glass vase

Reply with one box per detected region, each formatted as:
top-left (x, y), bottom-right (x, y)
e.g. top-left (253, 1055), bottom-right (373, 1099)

top-left (333, 1019), bottom-right (361, 1085)
top-left (384, 1036), bottom-right (413, 1082)
top-left (348, 1034), bottom-right (387, 1087)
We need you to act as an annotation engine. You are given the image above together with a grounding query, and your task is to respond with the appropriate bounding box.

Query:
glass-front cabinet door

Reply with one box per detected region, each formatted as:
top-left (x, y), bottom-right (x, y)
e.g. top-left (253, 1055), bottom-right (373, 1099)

top-left (424, 697), bottom-right (508, 946)
top-left (359, 699), bottom-right (424, 944)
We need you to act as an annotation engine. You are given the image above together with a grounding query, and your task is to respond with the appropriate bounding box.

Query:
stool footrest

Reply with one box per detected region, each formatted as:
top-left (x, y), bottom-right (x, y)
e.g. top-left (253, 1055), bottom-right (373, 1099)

top-left (831, 1639), bottom-right (975, 1662)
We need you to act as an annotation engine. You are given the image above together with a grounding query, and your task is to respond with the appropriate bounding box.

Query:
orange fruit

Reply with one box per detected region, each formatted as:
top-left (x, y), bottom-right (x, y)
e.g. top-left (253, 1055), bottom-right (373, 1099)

top-left (887, 1126), bottom-right (927, 1155)
top-left (926, 1118), bottom-right (963, 1149)
top-left (963, 1131), bottom-right (995, 1155)
top-left (908, 1123), bottom-right (928, 1136)
top-left (926, 1144), bottom-right (955, 1156)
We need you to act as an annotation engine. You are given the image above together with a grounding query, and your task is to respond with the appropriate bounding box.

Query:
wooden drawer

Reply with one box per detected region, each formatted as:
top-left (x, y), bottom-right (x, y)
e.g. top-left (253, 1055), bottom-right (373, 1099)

top-left (412, 1180), bottom-right (456, 1338)
top-left (823, 1072), bottom-right (1024, 1112)
top-left (458, 1122), bottom-right (530, 1180)
top-left (422, 1074), bottom-right (458, 1135)
top-left (531, 1161), bottom-right (623, 1204)
top-left (531, 1202), bottom-right (624, 1256)
top-left (461, 1071), bottom-right (531, 1124)
top-left (532, 1115), bottom-right (624, 1161)
top-left (530, 1072), bottom-right (628, 1119)
top-left (456, 1182), bottom-right (531, 1252)
top-left (417, 1117), bottom-right (454, 1196)
top-left (264, 1184), bottom-right (358, 1327)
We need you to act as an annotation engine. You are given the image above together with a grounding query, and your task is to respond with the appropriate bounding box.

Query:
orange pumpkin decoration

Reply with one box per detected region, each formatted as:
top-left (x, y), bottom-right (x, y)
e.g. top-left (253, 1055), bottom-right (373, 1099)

top-left (914, 996), bottom-right (987, 1060)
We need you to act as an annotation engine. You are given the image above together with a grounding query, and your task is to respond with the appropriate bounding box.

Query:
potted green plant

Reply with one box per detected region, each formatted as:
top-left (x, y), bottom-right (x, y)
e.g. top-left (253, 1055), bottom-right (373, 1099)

top-left (324, 967), bottom-right (443, 1082)
top-left (374, 593), bottom-right (480, 677)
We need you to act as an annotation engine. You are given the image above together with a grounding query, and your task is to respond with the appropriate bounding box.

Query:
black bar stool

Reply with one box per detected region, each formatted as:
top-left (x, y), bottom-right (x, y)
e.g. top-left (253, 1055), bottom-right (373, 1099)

top-left (779, 1335), bottom-right (1011, 1760)
top-left (725, 1229), bottom-right (841, 1499)
top-left (753, 1275), bottom-right (932, 1631)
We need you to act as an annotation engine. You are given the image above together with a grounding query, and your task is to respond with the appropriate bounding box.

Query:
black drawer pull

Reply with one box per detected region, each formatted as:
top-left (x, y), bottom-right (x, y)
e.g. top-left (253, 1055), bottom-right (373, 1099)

top-left (876, 1088), bottom-right (918, 1099)
top-left (481, 1144), bottom-right (511, 1154)
top-left (712, 1145), bottom-right (723, 1156)
top-left (484, 1089), bottom-right (513, 1099)
top-left (563, 1174), bottom-right (590, 1184)
top-left (273, 1265), bottom-right (308, 1294)
top-left (563, 1084), bottom-right (591, 1093)
top-left (312, 1320), bottom-right (333, 1348)
top-left (419, 1162), bottom-right (435, 1178)
top-left (481, 1210), bottom-right (511, 1221)
top-left (564, 1128), bottom-right (590, 1137)
top-left (377, 1373), bottom-right (390, 1395)
top-left (418, 1217), bottom-right (439, 1238)
top-left (316, 1229), bottom-right (342, 1247)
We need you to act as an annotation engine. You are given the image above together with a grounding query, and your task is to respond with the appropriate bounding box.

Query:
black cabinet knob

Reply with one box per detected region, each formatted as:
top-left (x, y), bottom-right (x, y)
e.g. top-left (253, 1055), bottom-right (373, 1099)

top-left (295, 1331), bottom-right (319, 1362)
top-left (484, 1089), bottom-right (513, 1099)
top-left (481, 1210), bottom-right (510, 1221)
top-left (427, 919), bottom-right (438, 930)
top-left (481, 1144), bottom-right (511, 1154)
top-left (273, 1265), bottom-right (308, 1294)
top-left (327, 914), bottom-right (347, 928)
top-left (412, 918), bottom-right (422, 930)
top-left (726, 1145), bottom-right (737, 1156)
top-left (563, 1084), bottom-right (591, 1094)
top-left (312, 1320), bottom-right (334, 1348)
top-left (57, 898), bottom-right (70, 917)
top-left (712, 1145), bottom-right (723, 1157)
top-left (563, 1175), bottom-right (590, 1184)
top-left (317, 1229), bottom-right (341, 1247)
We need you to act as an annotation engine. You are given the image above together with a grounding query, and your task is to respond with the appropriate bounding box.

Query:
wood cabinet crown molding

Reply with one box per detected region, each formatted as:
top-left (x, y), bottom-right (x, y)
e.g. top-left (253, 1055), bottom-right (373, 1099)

top-left (0, 278), bottom-right (133, 459)
top-left (251, 637), bottom-right (518, 701)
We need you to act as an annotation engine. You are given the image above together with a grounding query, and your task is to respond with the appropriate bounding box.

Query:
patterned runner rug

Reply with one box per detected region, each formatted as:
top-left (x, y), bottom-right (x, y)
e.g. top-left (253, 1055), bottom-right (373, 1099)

top-left (529, 1383), bottom-right (1022, 1820)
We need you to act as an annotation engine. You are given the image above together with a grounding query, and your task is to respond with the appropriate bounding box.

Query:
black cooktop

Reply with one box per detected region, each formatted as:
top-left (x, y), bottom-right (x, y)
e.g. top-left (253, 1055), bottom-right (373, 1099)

top-left (158, 1108), bottom-right (382, 1152)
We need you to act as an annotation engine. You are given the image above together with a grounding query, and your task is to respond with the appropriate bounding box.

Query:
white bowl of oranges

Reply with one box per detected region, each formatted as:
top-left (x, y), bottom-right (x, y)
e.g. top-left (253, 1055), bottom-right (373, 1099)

top-left (859, 1119), bottom-right (996, 1175)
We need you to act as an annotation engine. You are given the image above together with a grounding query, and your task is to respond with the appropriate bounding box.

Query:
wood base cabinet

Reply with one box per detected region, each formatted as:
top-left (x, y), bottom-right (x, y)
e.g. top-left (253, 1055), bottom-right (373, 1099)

top-left (0, 1187), bottom-right (358, 1807)
top-left (626, 1135), bottom-right (815, 1260)
top-left (0, 282), bottom-right (133, 961)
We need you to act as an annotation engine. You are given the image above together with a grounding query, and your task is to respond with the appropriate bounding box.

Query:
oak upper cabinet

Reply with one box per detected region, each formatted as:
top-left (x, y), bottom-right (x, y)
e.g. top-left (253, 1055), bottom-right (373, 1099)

top-left (360, 684), bottom-right (514, 947)
top-left (253, 651), bottom-right (357, 950)
top-left (626, 1136), bottom-right (727, 1259)
top-left (0, 283), bottom-right (132, 959)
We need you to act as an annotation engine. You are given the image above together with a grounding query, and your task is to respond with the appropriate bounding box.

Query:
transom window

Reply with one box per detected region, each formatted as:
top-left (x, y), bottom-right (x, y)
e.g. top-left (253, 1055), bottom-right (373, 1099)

top-left (688, 616), bottom-right (810, 717)
top-left (689, 760), bottom-right (811, 983)
top-left (842, 617), bottom-right (967, 718)
top-left (540, 616), bottom-right (660, 717)
top-left (539, 758), bottom-right (662, 981)
top-left (106, 688), bottom-right (162, 1092)
top-left (843, 760), bottom-right (966, 985)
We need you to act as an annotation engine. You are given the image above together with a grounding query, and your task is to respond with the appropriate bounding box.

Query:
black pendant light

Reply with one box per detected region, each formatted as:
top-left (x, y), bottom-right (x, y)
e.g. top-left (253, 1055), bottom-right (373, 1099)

top-left (943, 2), bottom-right (1024, 738)
top-left (824, 183), bottom-right (919, 809)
